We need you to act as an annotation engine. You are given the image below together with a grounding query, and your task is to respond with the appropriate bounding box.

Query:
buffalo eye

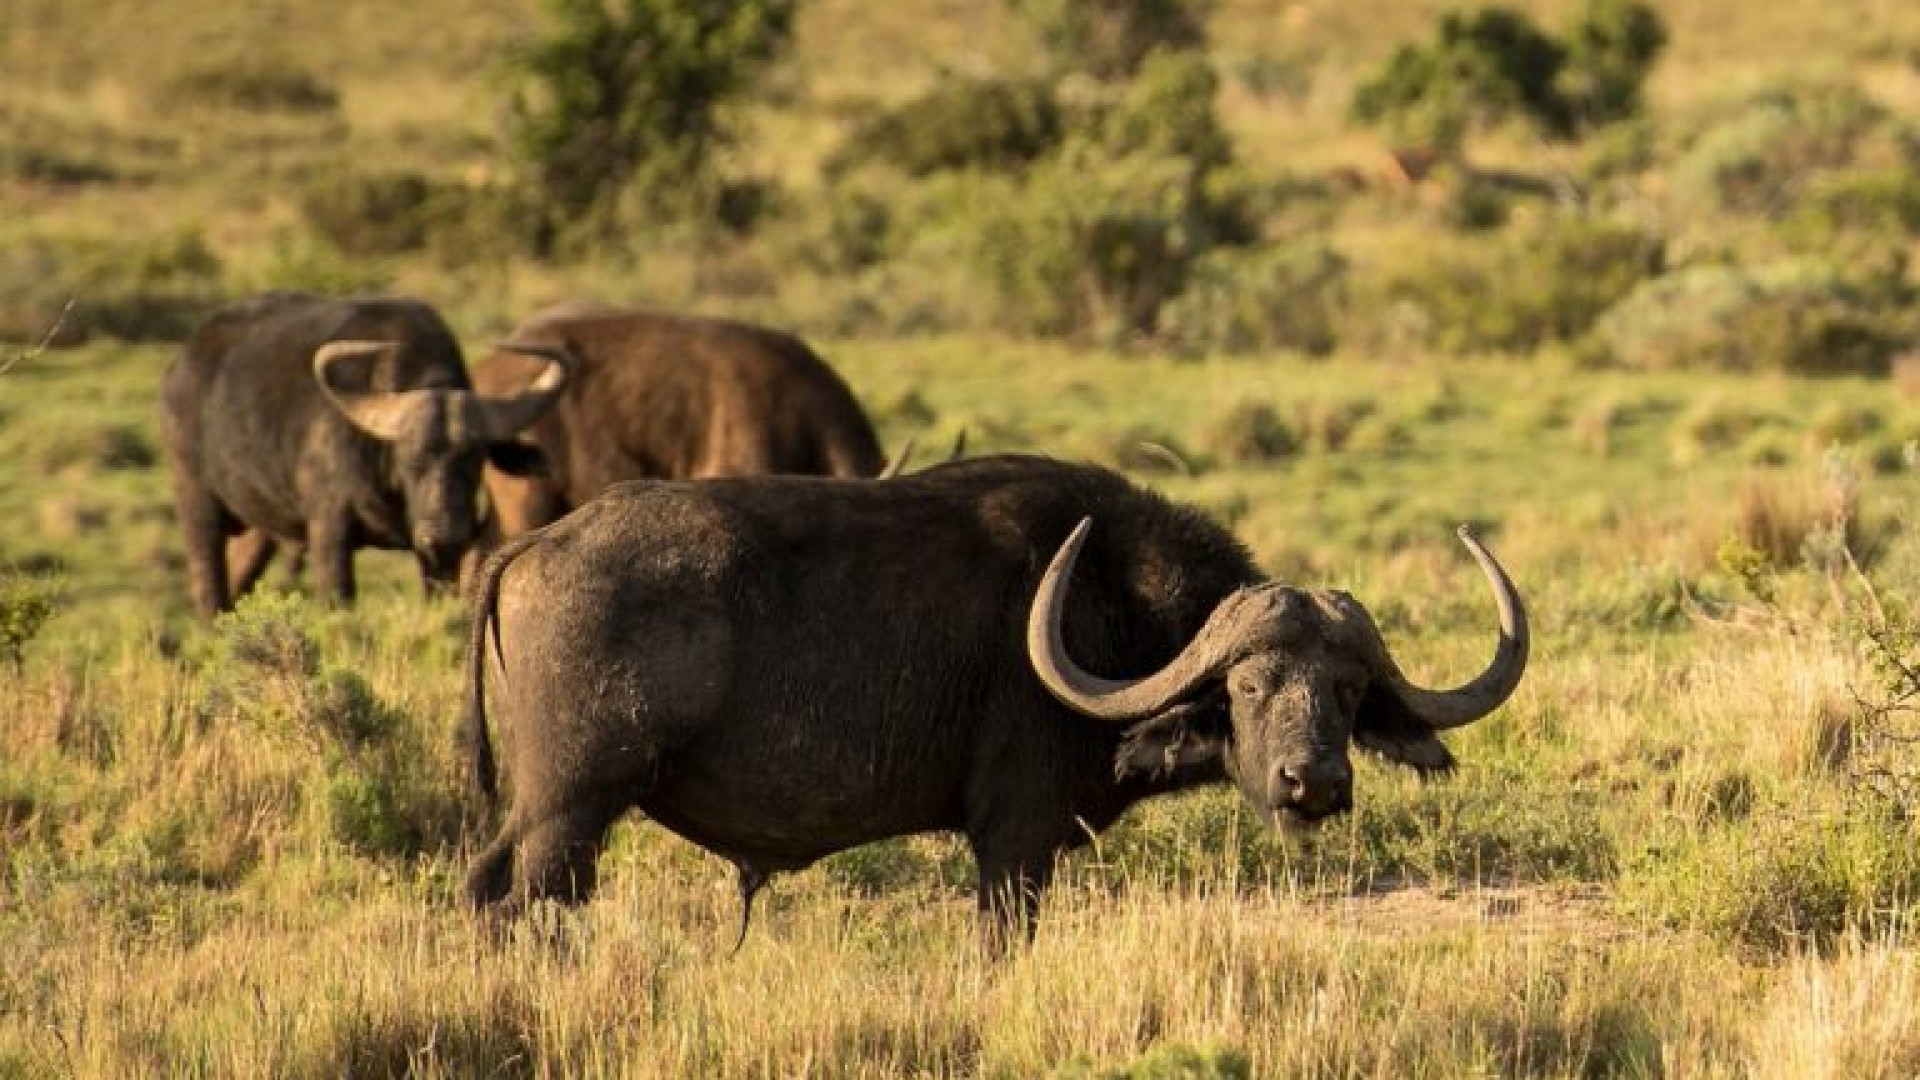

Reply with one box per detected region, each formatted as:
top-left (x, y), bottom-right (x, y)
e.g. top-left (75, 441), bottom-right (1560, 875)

top-left (1232, 675), bottom-right (1258, 699)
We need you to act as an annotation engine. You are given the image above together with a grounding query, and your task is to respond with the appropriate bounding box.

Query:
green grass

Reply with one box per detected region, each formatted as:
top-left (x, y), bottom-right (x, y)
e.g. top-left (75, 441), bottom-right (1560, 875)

top-left (9, 336), bottom-right (1920, 1074)
top-left (9, 0), bottom-right (1920, 1073)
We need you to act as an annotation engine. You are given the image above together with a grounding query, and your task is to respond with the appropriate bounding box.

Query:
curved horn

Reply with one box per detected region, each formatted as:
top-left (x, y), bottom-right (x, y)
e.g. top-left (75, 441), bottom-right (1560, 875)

top-left (1367, 524), bottom-right (1529, 731)
top-left (1026, 518), bottom-right (1240, 721)
top-left (472, 342), bottom-right (573, 440)
top-left (314, 340), bottom-right (418, 441)
top-left (879, 434), bottom-right (917, 479)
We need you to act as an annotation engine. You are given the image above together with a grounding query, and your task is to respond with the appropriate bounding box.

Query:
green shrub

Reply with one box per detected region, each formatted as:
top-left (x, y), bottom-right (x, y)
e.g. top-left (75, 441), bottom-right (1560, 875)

top-left (1353, 0), bottom-right (1662, 155)
top-left (1099, 49), bottom-right (1233, 176)
top-left (1590, 261), bottom-right (1901, 375)
top-left (0, 574), bottom-right (57, 668)
top-left (1780, 170), bottom-right (1920, 285)
top-left (1618, 808), bottom-right (1920, 956)
top-left (1669, 80), bottom-right (1895, 217)
top-left (1368, 215), bottom-right (1660, 353)
top-left (1556, 0), bottom-right (1667, 130)
top-left (834, 76), bottom-right (1062, 177)
top-left (1161, 240), bottom-right (1348, 355)
top-left (502, 0), bottom-right (796, 226)
top-left (1200, 401), bottom-right (1299, 464)
top-left (1353, 6), bottom-right (1571, 153)
top-left (1014, 0), bottom-right (1209, 81)
top-left (161, 56), bottom-right (340, 113)
top-left (297, 169), bottom-right (440, 258)
top-left (962, 148), bottom-right (1212, 340)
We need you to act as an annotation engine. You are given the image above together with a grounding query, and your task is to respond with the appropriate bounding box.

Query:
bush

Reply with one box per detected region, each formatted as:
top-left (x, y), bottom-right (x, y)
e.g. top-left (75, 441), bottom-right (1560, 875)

top-left (834, 76), bottom-right (1062, 177)
top-left (1353, 6), bottom-right (1570, 153)
top-left (1014, 0), bottom-right (1210, 81)
top-left (1669, 80), bottom-right (1897, 217)
top-left (1099, 49), bottom-right (1233, 175)
top-left (1201, 401), bottom-right (1299, 464)
top-left (1589, 261), bottom-right (1903, 375)
top-left (1556, 0), bottom-right (1667, 130)
top-left (1618, 808), bottom-right (1920, 957)
top-left (1780, 170), bottom-right (1920, 285)
top-left (502, 0), bottom-right (796, 227)
top-left (161, 56), bottom-right (340, 113)
top-left (1367, 215), bottom-right (1660, 353)
top-left (960, 148), bottom-right (1207, 340)
top-left (1161, 240), bottom-right (1348, 355)
top-left (0, 574), bottom-right (57, 669)
top-left (1352, 0), bottom-right (1663, 154)
top-left (297, 169), bottom-right (440, 258)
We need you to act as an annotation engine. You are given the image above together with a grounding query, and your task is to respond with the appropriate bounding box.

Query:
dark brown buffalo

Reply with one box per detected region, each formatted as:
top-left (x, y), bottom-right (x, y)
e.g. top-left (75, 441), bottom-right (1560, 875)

top-left (161, 293), bottom-right (568, 616)
top-left (462, 455), bottom-right (1529, 942)
top-left (467, 300), bottom-right (886, 545)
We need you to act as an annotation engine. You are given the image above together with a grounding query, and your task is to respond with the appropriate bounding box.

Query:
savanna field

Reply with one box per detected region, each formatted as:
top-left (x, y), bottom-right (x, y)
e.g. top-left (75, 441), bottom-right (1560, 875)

top-left (8, 0), bottom-right (1920, 1076)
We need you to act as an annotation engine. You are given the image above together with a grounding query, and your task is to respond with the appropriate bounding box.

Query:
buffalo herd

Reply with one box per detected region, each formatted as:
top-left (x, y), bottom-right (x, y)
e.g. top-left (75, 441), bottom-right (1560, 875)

top-left (161, 291), bottom-right (1530, 944)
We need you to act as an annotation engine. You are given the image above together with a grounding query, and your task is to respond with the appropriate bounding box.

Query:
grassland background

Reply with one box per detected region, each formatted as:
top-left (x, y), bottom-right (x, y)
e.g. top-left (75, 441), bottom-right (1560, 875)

top-left (8, 0), bottom-right (1920, 1077)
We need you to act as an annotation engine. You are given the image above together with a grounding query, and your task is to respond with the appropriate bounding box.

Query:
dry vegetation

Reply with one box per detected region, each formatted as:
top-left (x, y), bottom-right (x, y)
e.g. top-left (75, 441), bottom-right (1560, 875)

top-left (7, 0), bottom-right (1920, 1076)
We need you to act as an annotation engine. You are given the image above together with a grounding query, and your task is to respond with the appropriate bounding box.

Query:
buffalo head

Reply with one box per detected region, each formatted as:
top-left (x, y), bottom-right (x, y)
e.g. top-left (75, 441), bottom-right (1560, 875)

top-left (1027, 519), bottom-right (1528, 824)
top-left (314, 340), bottom-right (569, 582)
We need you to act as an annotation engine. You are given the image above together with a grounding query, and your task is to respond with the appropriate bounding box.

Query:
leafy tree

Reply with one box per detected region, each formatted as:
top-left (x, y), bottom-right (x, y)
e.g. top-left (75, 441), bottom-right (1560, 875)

top-left (1351, 0), bottom-right (1663, 156)
top-left (1558, 0), bottom-right (1667, 130)
top-left (502, 0), bottom-right (796, 230)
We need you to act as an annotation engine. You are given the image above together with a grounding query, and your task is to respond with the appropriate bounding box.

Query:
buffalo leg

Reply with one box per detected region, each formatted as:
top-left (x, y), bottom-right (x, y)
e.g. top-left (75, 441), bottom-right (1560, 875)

top-left (308, 515), bottom-right (356, 605)
top-left (226, 530), bottom-right (278, 599)
top-left (173, 484), bottom-right (231, 617)
top-left (467, 801), bottom-right (625, 918)
top-left (971, 841), bottom-right (1056, 951)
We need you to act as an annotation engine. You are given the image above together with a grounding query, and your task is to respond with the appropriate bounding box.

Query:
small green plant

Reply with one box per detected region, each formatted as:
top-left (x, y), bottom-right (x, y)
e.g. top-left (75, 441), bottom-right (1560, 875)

top-left (0, 574), bottom-right (57, 668)
top-left (502, 0), bottom-right (796, 229)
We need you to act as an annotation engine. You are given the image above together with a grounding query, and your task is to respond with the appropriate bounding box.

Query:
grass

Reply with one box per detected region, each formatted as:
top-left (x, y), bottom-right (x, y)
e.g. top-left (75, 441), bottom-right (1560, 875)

top-left (8, 0), bottom-right (1920, 1073)
top-left (7, 337), bottom-right (1920, 1074)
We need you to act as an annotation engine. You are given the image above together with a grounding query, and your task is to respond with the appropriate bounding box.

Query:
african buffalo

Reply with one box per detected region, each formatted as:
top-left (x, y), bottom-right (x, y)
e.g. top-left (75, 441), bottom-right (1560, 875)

top-left (462, 455), bottom-right (1528, 941)
top-left (467, 301), bottom-right (887, 546)
top-left (161, 293), bottom-right (568, 616)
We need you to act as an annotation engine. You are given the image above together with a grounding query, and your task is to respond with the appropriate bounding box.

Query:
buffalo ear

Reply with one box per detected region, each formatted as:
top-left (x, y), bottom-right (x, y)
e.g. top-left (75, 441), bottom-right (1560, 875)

top-left (1353, 683), bottom-right (1456, 775)
top-left (487, 441), bottom-right (549, 477)
top-left (1114, 694), bottom-right (1227, 781)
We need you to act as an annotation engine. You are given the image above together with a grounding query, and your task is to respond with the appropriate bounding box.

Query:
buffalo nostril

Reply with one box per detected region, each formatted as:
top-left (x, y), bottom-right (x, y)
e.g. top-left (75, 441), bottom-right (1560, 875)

top-left (1278, 765), bottom-right (1307, 800)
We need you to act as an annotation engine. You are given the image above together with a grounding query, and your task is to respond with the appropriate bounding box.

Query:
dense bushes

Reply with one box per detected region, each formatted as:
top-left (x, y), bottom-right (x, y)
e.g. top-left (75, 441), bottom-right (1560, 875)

top-left (1366, 215), bottom-right (1661, 355)
top-left (1590, 262), bottom-right (1905, 375)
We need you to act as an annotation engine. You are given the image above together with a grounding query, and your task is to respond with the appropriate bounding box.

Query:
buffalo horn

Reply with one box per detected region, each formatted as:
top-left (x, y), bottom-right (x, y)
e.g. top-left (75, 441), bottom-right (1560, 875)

top-left (1364, 525), bottom-right (1529, 730)
top-left (313, 340), bottom-right (418, 441)
top-left (878, 435), bottom-right (917, 479)
top-left (473, 342), bottom-right (573, 440)
top-left (1026, 517), bottom-right (1236, 721)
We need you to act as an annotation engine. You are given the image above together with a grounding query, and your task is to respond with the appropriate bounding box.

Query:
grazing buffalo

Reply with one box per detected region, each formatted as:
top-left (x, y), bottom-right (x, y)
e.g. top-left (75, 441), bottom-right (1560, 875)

top-left (463, 456), bottom-right (1528, 941)
top-left (161, 293), bottom-right (568, 616)
top-left (467, 301), bottom-right (887, 546)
